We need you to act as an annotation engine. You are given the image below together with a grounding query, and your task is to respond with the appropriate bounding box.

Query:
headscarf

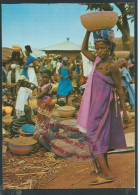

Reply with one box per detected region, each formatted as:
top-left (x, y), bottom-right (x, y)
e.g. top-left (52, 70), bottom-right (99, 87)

top-left (93, 29), bottom-right (116, 54)
top-left (62, 57), bottom-right (68, 65)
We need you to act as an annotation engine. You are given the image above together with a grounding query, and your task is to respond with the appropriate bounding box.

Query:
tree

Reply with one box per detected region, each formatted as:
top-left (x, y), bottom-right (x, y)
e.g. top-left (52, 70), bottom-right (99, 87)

top-left (82, 3), bottom-right (134, 51)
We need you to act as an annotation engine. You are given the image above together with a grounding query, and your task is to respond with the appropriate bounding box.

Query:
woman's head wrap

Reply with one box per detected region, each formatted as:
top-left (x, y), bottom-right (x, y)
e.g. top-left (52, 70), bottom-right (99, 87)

top-left (63, 57), bottom-right (68, 61)
top-left (62, 57), bottom-right (68, 65)
top-left (25, 45), bottom-right (32, 53)
top-left (93, 29), bottom-right (116, 55)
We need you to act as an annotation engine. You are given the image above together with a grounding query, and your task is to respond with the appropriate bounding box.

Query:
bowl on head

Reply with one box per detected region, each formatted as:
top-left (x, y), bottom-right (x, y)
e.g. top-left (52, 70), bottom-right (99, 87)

top-left (80, 11), bottom-right (118, 32)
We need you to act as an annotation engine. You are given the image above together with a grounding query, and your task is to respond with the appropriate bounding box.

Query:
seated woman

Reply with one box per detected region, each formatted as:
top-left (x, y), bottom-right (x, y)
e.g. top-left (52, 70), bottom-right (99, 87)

top-left (10, 75), bottom-right (37, 137)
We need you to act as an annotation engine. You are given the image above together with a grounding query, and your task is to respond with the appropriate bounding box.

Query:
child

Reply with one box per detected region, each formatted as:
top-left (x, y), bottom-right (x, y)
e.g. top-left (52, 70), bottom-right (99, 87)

top-left (33, 70), bottom-right (54, 143)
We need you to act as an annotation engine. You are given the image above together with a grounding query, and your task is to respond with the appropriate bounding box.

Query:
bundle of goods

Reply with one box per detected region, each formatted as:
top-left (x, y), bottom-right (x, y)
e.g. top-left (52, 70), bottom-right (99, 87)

top-left (12, 45), bottom-right (21, 52)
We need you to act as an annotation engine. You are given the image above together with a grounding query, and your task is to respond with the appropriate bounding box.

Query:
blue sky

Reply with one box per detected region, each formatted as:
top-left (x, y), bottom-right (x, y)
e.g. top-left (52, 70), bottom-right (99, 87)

top-left (2, 3), bottom-right (134, 49)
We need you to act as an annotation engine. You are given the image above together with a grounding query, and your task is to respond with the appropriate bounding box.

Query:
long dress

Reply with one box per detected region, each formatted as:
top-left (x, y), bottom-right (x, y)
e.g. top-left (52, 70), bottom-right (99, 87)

top-left (57, 68), bottom-right (73, 96)
top-left (33, 83), bottom-right (54, 149)
top-left (7, 64), bottom-right (21, 84)
top-left (87, 70), bottom-right (127, 155)
top-left (23, 55), bottom-right (38, 86)
top-left (77, 57), bottom-right (127, 156)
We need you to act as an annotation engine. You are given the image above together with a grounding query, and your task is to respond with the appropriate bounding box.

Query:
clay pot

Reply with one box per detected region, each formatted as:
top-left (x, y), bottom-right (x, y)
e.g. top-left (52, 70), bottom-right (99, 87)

top-left (3, 114), bottom-right (13, 126)
top-left (57, 106), bottom-right (76, 118)
top-left (12, 45), bottom-right (21, 52)
top-left (114, 51), bottom-right (130, 59)
top-left (80, 11), bottom-right (118, 32)
top-left (8, 137), bottom-right (37, 155)
top-left (4, 106), bottom-right (13, 114)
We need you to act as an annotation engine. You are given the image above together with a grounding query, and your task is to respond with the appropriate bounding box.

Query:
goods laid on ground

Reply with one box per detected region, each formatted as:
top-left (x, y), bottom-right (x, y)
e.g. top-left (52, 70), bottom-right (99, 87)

top-left (60, 119), bottom-right (77, 127)
top-left (8, 137), bottom-right (37, 155)
top-left (52, 99), bottom-right (57, 105)
top-left (52, 83), bottom-right (59, 92)
top-left (80, 11), bottom-right (118, 32)
top-left (18, 129), bottom-right (33, 137)
top-left (114, 51), bottom-right (130, 59)
top-left (50, 139), bottom-right (79, 158)
top-left (3, 114), bottom-right (13, 126)
top-left (22, 124), bottom-right (35, 134)
top-left (3, 106), bottom-right (13, 115)
top-left (72, 97), bottom-right (81, 110)
top-left (57, 106), bottom-right (76, 118)
top-left (29, 97), bottom-right (38, 107)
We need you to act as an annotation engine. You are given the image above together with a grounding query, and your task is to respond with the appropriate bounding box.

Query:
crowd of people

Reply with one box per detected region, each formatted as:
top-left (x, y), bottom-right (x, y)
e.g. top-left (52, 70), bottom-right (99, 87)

top-left (2, 40), bottom-right (135, 185)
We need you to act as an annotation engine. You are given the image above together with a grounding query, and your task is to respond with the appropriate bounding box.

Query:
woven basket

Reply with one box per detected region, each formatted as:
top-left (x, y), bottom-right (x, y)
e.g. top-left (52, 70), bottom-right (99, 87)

top-left (8, 137), bottom-right (37, 155)
top-left (57, 106), bottom-right (76, 118)
top-left (3, 114), bottom-right (13, 126)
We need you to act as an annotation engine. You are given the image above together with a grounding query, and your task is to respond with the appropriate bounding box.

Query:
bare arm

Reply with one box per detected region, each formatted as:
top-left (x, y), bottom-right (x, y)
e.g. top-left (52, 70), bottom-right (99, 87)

top-left (37, 85), bottom-right (52, 99)
top-left (59, 67), bottom-right (63, 79)
top-left (81, 30), bottom-right (95, 62)
top-left (110, 63), bottom-right (129, 123)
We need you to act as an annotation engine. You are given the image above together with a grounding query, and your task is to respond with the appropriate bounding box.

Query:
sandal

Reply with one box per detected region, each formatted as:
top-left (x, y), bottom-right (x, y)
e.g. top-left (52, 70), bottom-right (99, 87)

top-left (90, 176), bottom-right (114, 185)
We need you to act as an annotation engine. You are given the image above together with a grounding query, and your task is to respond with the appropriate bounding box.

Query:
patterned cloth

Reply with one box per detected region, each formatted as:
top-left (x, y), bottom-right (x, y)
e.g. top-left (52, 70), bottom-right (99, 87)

top-left (93, 29), bottom-right (115, 44)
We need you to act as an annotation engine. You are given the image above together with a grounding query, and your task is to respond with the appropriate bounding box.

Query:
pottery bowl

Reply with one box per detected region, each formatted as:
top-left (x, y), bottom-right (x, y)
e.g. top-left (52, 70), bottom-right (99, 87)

top-left (80, 11), bottom-right (118, 32)
top-left (57, 106), bottom-right (76, 118)
top-left (8, 137), bottom-right (37, 155)
top-left (114, 51), bottom-right (130, 59)
top-left (3, 114), bottom-right (13, 126)
top-left (50, 139), bottom-right (78, 158)
top-left (4, 106), bottom-right (13, 114)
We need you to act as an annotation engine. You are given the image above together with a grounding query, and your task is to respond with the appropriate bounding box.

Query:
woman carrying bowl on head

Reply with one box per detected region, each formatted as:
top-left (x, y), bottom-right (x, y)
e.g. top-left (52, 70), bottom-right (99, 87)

top-left (23, 45), bottom-right (38, 86)
top-left (77, 30), bottom-right (129, 185)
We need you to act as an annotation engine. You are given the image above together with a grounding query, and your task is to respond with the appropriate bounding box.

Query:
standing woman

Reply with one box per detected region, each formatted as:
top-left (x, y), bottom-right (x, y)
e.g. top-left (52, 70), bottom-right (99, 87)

top-left (7, 50), bottom-right (24, 83)
top-left (23, 45), bottom-right (38, 86)
top-left (77, 30), bottom-right (129, 184)
top-left (57, 57), bottom-right (73, 104)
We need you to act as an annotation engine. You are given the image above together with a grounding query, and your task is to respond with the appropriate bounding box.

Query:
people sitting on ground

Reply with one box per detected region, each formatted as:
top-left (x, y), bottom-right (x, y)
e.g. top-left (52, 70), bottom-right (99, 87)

top-left (10, 75), bottom-right (37, 137)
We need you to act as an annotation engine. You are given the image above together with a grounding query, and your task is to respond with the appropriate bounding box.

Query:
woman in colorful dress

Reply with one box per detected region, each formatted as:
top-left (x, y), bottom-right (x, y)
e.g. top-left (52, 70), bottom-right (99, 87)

top-left (57, 57), bottom-right (73, 104)
top-left (77, 30), bottom-right (129, 184)
top-left (23, 45), bottom-right (38, 86)
top-left (33, 70), bottom-right (54, 149)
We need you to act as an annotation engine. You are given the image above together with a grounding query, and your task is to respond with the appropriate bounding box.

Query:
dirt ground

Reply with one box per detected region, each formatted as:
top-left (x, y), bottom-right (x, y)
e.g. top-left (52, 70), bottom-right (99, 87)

top-left (2, 117), bottom-right (135, 190)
